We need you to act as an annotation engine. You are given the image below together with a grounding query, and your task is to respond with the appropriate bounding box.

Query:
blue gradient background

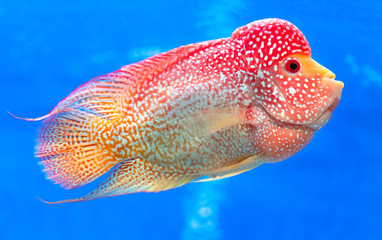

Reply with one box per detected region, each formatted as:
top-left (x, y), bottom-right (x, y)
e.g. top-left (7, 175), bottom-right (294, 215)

top-left (1, 1), bottom-right (381, 239)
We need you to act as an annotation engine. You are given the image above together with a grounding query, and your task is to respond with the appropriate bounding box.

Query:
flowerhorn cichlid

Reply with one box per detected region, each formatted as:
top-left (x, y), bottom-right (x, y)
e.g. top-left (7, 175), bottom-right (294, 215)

top-left (19, 18), bottom-right (343, 203)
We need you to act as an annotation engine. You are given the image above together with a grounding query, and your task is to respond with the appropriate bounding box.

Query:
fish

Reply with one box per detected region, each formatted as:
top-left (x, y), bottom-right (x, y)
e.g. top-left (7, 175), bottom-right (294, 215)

top-left (21, 18), bottom-right (344, 203)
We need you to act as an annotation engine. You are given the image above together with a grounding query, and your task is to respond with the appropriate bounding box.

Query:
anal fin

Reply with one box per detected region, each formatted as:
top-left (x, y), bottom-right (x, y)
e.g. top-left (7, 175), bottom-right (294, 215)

top-left (44, 158), bottom-right (198, 203)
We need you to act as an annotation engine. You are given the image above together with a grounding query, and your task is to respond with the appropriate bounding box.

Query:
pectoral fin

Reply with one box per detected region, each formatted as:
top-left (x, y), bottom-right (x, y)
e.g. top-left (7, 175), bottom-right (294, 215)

top-left (184, 107), bottom-right (257, 138)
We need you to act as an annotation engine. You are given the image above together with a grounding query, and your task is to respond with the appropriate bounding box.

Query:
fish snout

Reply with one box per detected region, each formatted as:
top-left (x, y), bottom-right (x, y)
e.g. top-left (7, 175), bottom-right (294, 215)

top-left (321, 72), bottom-right (344, 103)
top-left (305, 72), bottom-right (344, 131)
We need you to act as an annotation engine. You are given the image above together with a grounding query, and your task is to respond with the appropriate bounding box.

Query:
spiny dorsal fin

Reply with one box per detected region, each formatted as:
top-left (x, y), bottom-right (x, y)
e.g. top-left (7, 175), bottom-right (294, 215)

top-left (125, 39), bottom-right (225, 79)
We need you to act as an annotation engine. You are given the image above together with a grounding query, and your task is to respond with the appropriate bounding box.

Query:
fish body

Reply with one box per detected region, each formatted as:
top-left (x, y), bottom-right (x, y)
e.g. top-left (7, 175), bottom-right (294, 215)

top-left (31, 19), bottom-right (343, 203)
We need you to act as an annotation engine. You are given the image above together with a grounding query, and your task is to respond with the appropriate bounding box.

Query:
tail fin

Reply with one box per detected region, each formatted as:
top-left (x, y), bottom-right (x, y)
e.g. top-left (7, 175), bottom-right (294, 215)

top-left (35, 71), bottom-right (132, 189)
top-left (36, 108), bottom-right (120, 189)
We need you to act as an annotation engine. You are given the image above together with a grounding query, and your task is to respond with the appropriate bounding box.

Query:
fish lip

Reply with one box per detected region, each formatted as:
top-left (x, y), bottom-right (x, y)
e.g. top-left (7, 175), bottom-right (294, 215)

top-left (303, 77), bottom-right (343, 131)
top-left (304, 97), bottom-right (340, 131)
top-left (258, 92), bottom-right (340, 131)
top-left (256, 76), bottom-right (343, 131)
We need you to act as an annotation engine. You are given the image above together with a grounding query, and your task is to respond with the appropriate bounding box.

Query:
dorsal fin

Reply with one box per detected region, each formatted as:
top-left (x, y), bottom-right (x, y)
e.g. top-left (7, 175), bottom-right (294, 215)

top-left (17, 39), bottom-right (227, 122)
top-left (124, 39), bottom-right (226, 79)
top-left (17, 70), bottom-right (135, 122)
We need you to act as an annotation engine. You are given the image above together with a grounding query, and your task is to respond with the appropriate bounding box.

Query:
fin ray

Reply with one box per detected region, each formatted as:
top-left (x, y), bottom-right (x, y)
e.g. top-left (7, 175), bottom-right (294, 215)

top-left (36, 108), bottom-right (120, 190)
top-left (44, 158), bottom-right (198, 203)
top-left (184, 108), bottom-right (259, 138)
top-left (195, 155), bottom-right (264, 182)
top-left (34, 71), bottom-right (139, 190)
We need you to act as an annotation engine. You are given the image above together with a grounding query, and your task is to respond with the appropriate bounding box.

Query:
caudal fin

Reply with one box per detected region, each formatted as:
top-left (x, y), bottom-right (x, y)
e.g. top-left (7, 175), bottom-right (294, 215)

top-left (35, 72), bottom-right (131, 190)
top-left (36, 108), bottom-right (121, 189)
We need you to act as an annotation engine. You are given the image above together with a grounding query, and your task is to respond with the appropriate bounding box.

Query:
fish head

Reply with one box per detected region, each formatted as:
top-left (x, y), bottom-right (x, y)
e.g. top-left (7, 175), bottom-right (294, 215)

top-left (263, 54), bottom-right (344, 131)
top-left (233, 18), bottom-right (344, 131)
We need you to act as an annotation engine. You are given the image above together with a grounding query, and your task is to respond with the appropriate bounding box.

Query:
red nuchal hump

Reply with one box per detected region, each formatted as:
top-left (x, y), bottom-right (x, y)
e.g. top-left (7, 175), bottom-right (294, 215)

top-left (232, 18), bottom-right (311, 67)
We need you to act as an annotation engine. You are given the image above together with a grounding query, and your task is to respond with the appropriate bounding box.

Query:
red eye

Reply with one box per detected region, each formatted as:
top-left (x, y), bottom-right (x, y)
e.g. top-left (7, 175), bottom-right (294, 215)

top-left (284, 59), bottom-right (300, 74)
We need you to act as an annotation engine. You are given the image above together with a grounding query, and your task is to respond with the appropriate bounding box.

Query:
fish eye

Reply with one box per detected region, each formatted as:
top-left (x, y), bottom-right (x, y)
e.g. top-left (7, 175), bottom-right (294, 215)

top-left (284, 59), bottom-right (300, 74)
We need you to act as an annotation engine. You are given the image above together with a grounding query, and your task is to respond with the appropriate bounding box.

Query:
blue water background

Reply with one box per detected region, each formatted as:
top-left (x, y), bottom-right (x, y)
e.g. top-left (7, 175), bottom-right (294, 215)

top-left (1, 1), bottom-right (381, 239)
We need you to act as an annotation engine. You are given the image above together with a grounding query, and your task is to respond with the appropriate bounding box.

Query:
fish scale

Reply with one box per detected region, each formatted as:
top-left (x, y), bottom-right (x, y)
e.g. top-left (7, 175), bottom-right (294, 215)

top-left (22, 18), bottom-right (343, 203)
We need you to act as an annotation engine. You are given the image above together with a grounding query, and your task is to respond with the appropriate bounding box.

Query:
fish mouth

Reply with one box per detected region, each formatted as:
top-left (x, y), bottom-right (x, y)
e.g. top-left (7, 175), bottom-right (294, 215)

top-left (304, 75), bottom-right (344, 131)
top-left (305, 97), bottom-right (340, 131)
top-left (255, 73), bottom-right (343, 131)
